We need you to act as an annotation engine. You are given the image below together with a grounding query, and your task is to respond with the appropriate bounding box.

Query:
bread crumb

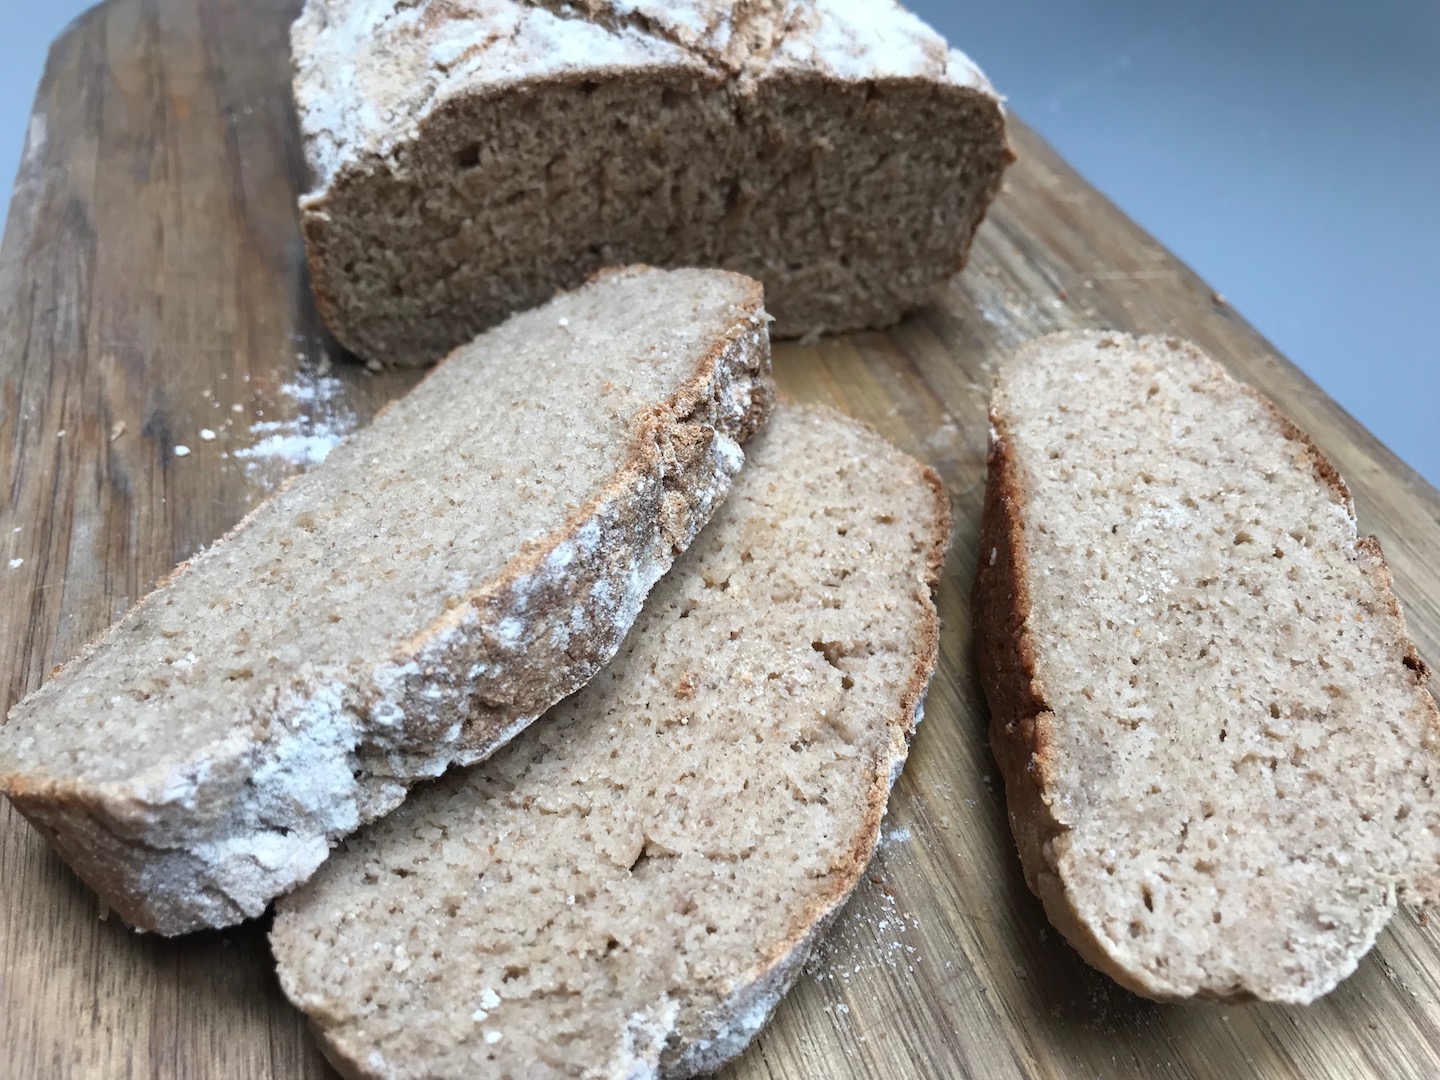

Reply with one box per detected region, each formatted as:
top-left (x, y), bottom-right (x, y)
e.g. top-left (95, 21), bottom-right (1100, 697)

top-left (483, 1031), bottom-right (502, 1045)
top-left (7, 559), bottom-right (23, 570)
top-left (200, 428), bottom-right (217, 442)
top-left (174, 445), bottom-right (191, 457)
top-left (980, 330), bottom-right (1440, 1003)
top-left (110, 421), bottom-right (126, 442)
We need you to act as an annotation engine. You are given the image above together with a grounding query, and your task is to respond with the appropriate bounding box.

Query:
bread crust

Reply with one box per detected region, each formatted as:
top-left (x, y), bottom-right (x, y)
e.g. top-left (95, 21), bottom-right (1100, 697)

top-left (0, 270), bottom-right (774, 935)
top-left (972, 332), bottom-right (1440, 1002)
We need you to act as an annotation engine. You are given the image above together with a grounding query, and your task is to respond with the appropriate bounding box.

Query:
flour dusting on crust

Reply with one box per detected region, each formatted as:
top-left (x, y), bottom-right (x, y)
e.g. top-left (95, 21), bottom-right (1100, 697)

top-left (292, 0), bottom-right (997, 191)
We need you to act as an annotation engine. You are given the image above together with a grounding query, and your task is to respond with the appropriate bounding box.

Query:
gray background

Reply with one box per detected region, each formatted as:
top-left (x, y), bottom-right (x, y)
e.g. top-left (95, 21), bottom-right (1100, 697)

top-left (2, 1), bottom-right (1436, 485)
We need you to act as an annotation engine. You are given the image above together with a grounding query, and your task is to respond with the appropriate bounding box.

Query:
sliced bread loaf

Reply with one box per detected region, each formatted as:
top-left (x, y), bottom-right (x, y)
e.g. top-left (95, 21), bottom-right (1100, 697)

top-left (973, 331), bottom-right (1440, 1003)
top-left (291, 0), bottom-right (1013, 366)
top-left (0, 266), bottom-right (772, 936)
top-left (269, 404), bottom-right (951, 1079)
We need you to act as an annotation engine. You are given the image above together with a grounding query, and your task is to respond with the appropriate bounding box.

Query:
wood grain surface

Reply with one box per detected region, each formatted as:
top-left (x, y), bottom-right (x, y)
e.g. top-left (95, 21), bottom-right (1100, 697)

top-left (3, 1), bottom-right (1438, 1077)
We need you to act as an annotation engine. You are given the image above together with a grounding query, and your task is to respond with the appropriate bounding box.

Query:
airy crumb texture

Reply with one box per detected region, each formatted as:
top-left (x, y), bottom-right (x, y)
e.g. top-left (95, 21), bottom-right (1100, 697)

top-left (0, 267), bottom-right (772, 935)
top-left (974, 331), bottom-right (1440, 1003)
top-left (292, 0), bottom-right (1013, 365)
top-left (271, 405), bottom-right (951, 1080)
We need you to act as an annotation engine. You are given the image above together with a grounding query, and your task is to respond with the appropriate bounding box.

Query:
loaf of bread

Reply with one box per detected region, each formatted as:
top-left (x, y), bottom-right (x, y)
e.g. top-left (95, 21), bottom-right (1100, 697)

top-left (291, 0), bottom-right (1013, 366)
top-left (270, 404), bottom-right (951, 1079)
top-left (973, 331), bottom-right (1440, 1002)
top-left (0, 267), bottom-right (772, 936)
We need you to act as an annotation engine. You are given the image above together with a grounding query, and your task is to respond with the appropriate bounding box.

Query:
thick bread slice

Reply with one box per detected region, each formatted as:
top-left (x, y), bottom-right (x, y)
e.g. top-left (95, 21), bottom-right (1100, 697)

top-left (973, 331), bottom-right (1440, 1003)
top-left (291, 0), bottom-right (1013, 366)
top-left (0, 266), bottom-right (773, 936)
top-left (270, 404), bottom-right (951, 1080)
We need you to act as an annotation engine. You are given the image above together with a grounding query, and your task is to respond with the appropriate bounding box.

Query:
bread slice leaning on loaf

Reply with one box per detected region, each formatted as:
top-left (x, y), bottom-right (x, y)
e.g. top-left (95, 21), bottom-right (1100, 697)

top-left (291, 0), bottom-right (1013, 366)
top-left (270, 404), bottom-right (952, 1080)
top-left (0, 266), bottom-right (773, 936)
top-left (973, 331), bottom-right (1440, 1003)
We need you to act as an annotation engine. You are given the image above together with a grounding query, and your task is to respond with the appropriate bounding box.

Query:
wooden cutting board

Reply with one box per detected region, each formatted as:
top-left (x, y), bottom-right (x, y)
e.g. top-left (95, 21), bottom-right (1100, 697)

top-left (3, 2), bottom-right (1439, 1077)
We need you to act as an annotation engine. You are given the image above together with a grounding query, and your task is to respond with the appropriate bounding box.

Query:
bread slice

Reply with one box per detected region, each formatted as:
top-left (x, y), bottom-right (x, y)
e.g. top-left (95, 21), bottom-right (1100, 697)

top-left (291, 0), bottom-right (1013, 366)
top-left (973, 331), bottom-right (1440, 1003)
top-left (270, 404), bottom-right (951, 1080)
top-left (0, 266), bottom-right (773, 936)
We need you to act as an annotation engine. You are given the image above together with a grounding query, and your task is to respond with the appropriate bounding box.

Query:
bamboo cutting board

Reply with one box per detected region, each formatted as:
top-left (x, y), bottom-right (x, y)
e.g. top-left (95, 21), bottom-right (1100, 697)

top-left (3, 2), bottom-right (1440, 1077)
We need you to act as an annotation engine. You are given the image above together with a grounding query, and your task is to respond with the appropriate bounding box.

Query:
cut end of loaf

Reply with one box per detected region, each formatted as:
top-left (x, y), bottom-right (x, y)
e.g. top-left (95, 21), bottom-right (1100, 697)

top-left (974, 331), bottom-right (1440, 1003)
top-left (292, 0), bottom-right (1012, 365)
top-left (270, 405), bottom-right (952, 1079)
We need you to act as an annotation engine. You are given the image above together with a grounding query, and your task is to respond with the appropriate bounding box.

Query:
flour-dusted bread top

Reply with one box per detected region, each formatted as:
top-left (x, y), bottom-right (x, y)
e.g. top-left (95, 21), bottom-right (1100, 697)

top-left (292, 0), bottom-right (995, 191)
top-left (292, 0), bottom-right (697, 191)
top-left (291, 0), bottom-right (1011, 364)
top-left (270, 405), bottom-right (952, 1080)
top-left (0, 266), bottom-right (773, 935)
top-left (973, 331), bottom-right (1440, 1003)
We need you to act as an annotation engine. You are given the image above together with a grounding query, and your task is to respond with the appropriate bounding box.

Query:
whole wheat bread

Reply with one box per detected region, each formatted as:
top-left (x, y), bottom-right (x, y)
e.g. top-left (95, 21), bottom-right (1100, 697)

top-left (269, 404), bottom-right (951, 1079)
top-left (973, 331), bottom-right (1440, 1003)
top-left (0, 266), bottom-right (773, 936)
top-left (291, 0), bottom-right (1013, 366)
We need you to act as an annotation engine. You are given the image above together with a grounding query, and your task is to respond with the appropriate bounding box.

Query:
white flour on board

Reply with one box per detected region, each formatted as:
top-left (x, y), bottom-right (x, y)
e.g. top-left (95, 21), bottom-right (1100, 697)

top-left (806, 882), bottom-right (923, 989)
top-left (232, 375), bottom-right (355, 471)
top-left (234, 427), bottom-right (345, 468)
top-left (879, 824), bottom-right (913, 849)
